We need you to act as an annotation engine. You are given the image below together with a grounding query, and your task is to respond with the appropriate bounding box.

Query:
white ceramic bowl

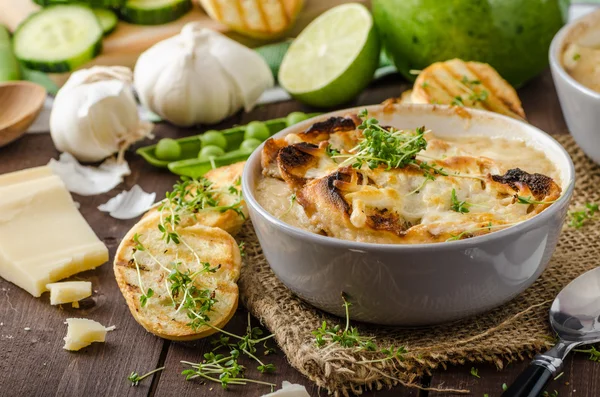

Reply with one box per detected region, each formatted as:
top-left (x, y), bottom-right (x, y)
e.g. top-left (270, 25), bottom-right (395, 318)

top-left (550, 9), bottom-right (600, 164)
top-left (243, 104), bottom-right (575, 326)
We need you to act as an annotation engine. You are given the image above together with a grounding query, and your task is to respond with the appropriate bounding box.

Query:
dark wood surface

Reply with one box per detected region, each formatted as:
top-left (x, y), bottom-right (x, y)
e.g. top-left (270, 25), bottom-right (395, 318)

top-left (0, 70), bottom-right (598, 397)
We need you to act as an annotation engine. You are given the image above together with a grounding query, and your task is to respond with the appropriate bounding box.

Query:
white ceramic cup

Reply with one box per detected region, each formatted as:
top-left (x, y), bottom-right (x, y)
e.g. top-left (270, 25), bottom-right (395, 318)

top-left (550, 10), bottom-right (600, 164)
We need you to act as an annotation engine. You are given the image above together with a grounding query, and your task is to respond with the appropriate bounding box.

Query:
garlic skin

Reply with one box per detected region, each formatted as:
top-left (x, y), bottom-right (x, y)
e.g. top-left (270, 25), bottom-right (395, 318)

top-left (134, 23), bottom-right (274, 127)
top-left (50, 66), bottom-right (153, 162)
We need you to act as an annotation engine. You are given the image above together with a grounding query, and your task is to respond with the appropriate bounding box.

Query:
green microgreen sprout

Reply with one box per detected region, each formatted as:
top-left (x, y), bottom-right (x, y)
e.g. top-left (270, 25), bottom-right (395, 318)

top-left (313, 294), bottom-right (377, 350)
top-left (554, 371), bottom-right (564, 381)
top-left (238, 241), bottom-right (246, 257)
top-left (574, 345), bottom-right (600, 361)
top-left (502, 383), bottom-right (508, 391)
top-left (543, 390), bottom-right (559, 397)
top-left (446, 221), bottom-right (522, 242)
top-left (128, 367), bottom-right (165, 386)
top-left (470, 367), bottom-right (480, 378)
top-left (451, 96), bottom-right (465, 106)
top-left (132, 233), bottom-right (154, 308)
top-left (325, 144), bottom-right (341, 161)
top-left (569, 203), bottom-right (599, 228)
top-left (181, 314), bottom-right (277, 390)
top-left (573, 53), bottom-right (581, 61)
top-left (515, 195), bottom-right (556, 205)
top-left (421, 81), bottom-right (429, 88)
top-left (280, 194), bottom-right (297, 218)
top-left (451, 188), bottom-right (471, 214)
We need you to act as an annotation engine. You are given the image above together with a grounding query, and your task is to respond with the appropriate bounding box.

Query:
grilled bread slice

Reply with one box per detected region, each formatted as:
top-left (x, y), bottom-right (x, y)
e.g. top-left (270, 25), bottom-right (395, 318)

top-left (114, 212), bottom-right (242, 341)
top-left (198, 0), bottom-right (304, 39)
top-left (145, 162), bottom-right (247, 236)
top-left (411, 59), bottom-right (526, 121)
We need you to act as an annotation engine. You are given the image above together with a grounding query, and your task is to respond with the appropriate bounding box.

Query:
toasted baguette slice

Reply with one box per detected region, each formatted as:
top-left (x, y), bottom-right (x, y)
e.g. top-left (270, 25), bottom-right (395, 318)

top-left (198, 0), bottom-right (304, 39)
top-left (412, 59), bottom-right (526, 121)
top-left (146, 162), bottom-right (248, 236)
top-left (114, 212), bottom-right (242, 341)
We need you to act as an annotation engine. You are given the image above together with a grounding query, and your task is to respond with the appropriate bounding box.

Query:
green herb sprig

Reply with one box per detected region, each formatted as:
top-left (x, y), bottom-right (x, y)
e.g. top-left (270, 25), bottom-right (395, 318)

top-left (451, 188), bottom-right (471, 214)
top-left (470, 367), bottom-right (480, 378)
top-left (515, 195), bottom-right (556, 205)
top-left (181, 314), bottom-right (277, 390)
top-left (569, 203), bottom-right (599, 228)
top-left (127, 367), bottom-right (165, 386)
top-left (574, 345), bottom-right (600, 361)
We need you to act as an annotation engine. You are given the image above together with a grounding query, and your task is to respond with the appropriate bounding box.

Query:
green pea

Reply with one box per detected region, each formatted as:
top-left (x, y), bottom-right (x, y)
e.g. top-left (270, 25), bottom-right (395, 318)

top-left (155, 138), bottom-right (182, 161)
top-left (200, 130), bottom-right (227, 150)
top-left (198, 145), bottom-right (225, 161)
top-left (244, 121), bottom-right (270, 142)
top-left (240, 138), bottom-right (262, 153)
top-left (286, 111), bottom-right (308, 127)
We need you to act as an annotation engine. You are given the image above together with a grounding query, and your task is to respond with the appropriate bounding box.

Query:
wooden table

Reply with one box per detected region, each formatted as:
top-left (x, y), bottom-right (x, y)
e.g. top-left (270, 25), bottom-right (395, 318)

top-left (1, 70), bottom-right (598, 397)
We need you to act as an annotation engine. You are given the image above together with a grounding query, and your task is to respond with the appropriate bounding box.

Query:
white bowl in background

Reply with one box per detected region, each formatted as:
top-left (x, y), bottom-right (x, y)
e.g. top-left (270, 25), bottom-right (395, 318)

top-left (550, 9), bottom-right (600, 164)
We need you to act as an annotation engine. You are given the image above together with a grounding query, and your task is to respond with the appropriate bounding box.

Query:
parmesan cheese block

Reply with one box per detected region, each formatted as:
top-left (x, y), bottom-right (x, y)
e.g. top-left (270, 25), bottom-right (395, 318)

top-left (0, 167), bottom-right (108, 297)
top-left (46, 281), bottom-right (92, 305)
top-left (63, 318), bottom-right (115, 351)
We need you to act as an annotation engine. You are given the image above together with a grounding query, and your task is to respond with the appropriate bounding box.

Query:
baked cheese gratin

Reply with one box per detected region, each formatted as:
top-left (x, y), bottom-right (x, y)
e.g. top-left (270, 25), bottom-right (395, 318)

top-left (256, 112), bottom-right (562, 244)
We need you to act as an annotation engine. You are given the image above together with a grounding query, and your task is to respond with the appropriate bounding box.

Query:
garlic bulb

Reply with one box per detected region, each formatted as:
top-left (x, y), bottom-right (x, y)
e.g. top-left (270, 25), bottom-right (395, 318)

top-left (134, 23), bottom-right (274, 126)
top-left (50, 66), bottom-right (153, 162)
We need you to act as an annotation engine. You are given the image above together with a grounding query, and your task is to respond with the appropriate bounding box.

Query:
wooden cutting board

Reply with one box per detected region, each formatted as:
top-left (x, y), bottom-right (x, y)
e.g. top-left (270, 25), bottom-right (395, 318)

top-left (0, 0), bottom-right (369, 85)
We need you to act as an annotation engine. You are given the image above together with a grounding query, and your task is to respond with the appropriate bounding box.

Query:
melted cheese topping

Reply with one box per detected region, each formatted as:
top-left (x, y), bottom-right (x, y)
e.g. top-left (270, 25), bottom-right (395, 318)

top-left (256, 133), bottom-right (560, 244)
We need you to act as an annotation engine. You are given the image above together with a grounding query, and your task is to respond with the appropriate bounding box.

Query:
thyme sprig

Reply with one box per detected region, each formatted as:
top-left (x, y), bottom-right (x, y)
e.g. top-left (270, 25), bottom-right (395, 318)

top-left (181, 314), bottom-right (277, 390)
top-left (470, 367), bottom-right (480, 378)
top-left (569, 202), bottom-right (599, 228)
top-left (127, 367), bottom-right (165, 386)
top-left (515, 195), bottom-right (556, 205)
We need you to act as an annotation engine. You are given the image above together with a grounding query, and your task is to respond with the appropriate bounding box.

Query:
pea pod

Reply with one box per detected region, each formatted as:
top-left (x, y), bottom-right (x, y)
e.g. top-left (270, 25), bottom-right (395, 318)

top-left (168, 149), bottom-right (250, 178)
top-left (136, 113), bottom-right (319, 169)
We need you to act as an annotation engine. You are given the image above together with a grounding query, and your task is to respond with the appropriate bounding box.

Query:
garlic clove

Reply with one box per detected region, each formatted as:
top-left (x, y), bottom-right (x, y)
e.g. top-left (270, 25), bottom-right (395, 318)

top-left (98, 185), bottom-right (155, 219)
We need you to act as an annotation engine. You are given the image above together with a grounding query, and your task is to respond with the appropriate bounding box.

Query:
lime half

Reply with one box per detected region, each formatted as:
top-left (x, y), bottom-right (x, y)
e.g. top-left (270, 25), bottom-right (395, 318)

top-left (278, 3), bottom-right (380, 108)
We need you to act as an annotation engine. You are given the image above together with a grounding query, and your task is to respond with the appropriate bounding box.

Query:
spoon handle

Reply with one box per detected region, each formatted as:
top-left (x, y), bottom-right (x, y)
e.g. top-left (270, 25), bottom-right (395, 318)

top-left (502, 363), bottom-right (554, 397)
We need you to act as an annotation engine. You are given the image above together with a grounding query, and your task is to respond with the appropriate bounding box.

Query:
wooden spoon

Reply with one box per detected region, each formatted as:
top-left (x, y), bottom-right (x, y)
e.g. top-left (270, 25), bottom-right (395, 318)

top-left (0, 81), bottom-right (46, 147)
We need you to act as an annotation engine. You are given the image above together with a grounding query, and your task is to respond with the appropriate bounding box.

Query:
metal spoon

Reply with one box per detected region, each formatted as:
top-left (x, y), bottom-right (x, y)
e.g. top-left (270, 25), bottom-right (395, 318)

top-left (503, 266), bottom-right (600, 397)
top-left (0, 81), bottom-right (46, 147)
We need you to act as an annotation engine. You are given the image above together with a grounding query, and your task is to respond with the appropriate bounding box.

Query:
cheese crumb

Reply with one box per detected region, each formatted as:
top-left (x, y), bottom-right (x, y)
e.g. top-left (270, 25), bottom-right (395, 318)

top-left (46, 281), bottom-right (92, 305)
top-left (261, 381), bottom-right (310, 397)
top-left (63, 318), bottom-right (115, 351)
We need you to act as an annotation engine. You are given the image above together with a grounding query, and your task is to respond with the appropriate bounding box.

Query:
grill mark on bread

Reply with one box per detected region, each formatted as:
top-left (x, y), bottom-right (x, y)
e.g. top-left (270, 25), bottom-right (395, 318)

top-left (277, 142), bottom-right (321, 188)
top-left (442, 62), bottom-right (494, 112)
top-left (366, 209), bottom-right (409, 237)
top-left (491, 168), bottom-right (554, 197)
top-left (302, 116), bottom-right (356, 141)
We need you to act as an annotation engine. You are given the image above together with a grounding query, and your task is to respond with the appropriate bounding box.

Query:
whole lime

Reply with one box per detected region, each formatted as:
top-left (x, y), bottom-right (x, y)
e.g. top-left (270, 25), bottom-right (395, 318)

top-left (372, 0), bottom-right (568, 87)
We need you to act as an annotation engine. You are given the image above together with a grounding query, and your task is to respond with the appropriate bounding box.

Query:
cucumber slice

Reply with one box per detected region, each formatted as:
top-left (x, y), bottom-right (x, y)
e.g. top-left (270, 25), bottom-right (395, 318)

top-left (120, 0), bottom-right (192, 25)
top-left (33, 0), bottom-right (126, 7)
top-left (13, 5), bottom-right (103, 73)
top-left (93, 8), bottom-right (118, 36)
top-left (0, 25), bottom-right (20, 81)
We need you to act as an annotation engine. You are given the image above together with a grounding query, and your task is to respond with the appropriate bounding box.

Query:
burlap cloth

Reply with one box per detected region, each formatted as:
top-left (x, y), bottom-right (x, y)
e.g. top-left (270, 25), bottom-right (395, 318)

top-left (237, 135), bottom-right (598, 396)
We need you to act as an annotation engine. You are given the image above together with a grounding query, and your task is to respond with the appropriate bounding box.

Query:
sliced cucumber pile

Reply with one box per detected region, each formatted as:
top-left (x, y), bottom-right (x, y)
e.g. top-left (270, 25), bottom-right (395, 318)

top-left (13, 5), bottom-right (103, 73)
top-left (93, 8), bottom-right (118, 36)
top-left (120, 0), bottom-right (192, 25)
top-left (33, 0), bottom-right (127, 7)
top-left (0, 25), bottom-right (20, 81)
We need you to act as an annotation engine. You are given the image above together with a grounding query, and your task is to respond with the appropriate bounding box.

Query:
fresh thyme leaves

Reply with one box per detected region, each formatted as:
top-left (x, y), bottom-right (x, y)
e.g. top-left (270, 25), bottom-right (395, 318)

top-left (451, 96), bottom-right (465, 106)
top-left (421, 81), bottom-right (429, 88)
top-left (574, 345), bottom-right (600, 361)
top-left (451, 189), bottom-right (470, 213)
top-left (569, 203), bottom-right (599, 228)
top-left (502, 383), bottom-right (508, 391)
top-left (313, 294), bottom-right (376, 350)
top-left (128, 367), bottom-right (165, 386)
top-left (573, 53), bottom-right (581, 61)
top-left (470, 367), bottom-right (480, 378)
top-left (181, 314), bottom-right (277, 390)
